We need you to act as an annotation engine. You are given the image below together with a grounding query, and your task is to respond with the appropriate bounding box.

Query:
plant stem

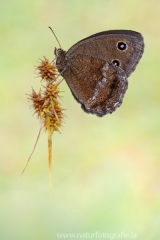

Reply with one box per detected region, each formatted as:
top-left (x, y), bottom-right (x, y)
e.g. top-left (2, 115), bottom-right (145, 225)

top-left (46, 115), bottom-right (52, 192)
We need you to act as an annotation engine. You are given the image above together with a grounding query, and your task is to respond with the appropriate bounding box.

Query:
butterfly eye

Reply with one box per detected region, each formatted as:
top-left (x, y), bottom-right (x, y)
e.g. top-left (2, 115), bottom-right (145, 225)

top-left (117, 41), bottom-right (127, 50)
top-left (112, 60), bottom-right (120, 67)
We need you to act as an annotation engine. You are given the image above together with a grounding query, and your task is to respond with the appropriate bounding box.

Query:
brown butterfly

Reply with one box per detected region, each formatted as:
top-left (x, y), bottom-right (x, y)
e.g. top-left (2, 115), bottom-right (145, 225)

top-left (54, 30), bottom-right (144, 117)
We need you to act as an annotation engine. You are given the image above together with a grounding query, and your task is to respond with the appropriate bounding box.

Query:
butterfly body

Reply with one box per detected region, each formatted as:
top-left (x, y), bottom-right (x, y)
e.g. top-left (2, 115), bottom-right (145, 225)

top-left (55, 30), bottom-right (144, 117)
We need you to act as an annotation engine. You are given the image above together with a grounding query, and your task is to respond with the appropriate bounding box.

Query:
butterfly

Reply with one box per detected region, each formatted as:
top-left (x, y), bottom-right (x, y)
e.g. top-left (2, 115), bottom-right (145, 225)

top-left (54, 30), bottom-right (144, 117)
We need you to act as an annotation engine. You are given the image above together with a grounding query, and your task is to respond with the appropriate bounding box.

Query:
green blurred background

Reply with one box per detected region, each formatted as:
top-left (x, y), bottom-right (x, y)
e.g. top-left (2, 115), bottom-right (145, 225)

top-left (0, 0), bottom-right (160, 239)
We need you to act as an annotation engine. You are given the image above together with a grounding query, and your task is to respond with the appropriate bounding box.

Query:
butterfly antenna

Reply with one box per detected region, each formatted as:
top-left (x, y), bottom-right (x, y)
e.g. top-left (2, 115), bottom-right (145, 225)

top-left (48, 26), bottom-right (61, 49)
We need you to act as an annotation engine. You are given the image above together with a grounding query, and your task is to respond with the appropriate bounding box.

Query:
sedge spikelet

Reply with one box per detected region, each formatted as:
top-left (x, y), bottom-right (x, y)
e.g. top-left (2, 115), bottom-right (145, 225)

top-left (27, 57), bottom-right (64, 190)
top-left (37, 57), bottom-right (57, 82)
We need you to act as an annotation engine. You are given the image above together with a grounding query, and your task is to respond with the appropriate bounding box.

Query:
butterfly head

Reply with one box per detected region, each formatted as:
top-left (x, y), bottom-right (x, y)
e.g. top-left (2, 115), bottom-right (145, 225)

top-left (54, 48), bottom-right (67, 73)
top-left (54, 47), bottom-right (63, 56)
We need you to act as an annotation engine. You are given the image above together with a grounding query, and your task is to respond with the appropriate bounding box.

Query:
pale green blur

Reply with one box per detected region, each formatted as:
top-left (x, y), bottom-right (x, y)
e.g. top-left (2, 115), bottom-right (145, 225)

top-left (0, 0), bottom-right (160, 239)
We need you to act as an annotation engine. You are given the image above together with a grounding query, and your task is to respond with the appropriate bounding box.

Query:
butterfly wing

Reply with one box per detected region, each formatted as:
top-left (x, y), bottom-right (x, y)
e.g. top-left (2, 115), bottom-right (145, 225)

top-left (63, 55), bottom-right (128, 117)
top-left (66, 30), bottom-right (144, 77)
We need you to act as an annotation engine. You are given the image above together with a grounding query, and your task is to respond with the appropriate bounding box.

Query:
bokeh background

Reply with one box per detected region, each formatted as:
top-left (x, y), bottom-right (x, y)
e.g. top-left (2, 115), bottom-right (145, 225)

top-left (0, 0), bottom-right (160, 239)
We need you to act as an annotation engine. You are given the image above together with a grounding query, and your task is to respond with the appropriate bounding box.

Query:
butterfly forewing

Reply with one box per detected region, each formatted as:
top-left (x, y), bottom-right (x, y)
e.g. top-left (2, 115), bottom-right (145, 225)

top-left (66, 30), bottom-right (144, 77)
